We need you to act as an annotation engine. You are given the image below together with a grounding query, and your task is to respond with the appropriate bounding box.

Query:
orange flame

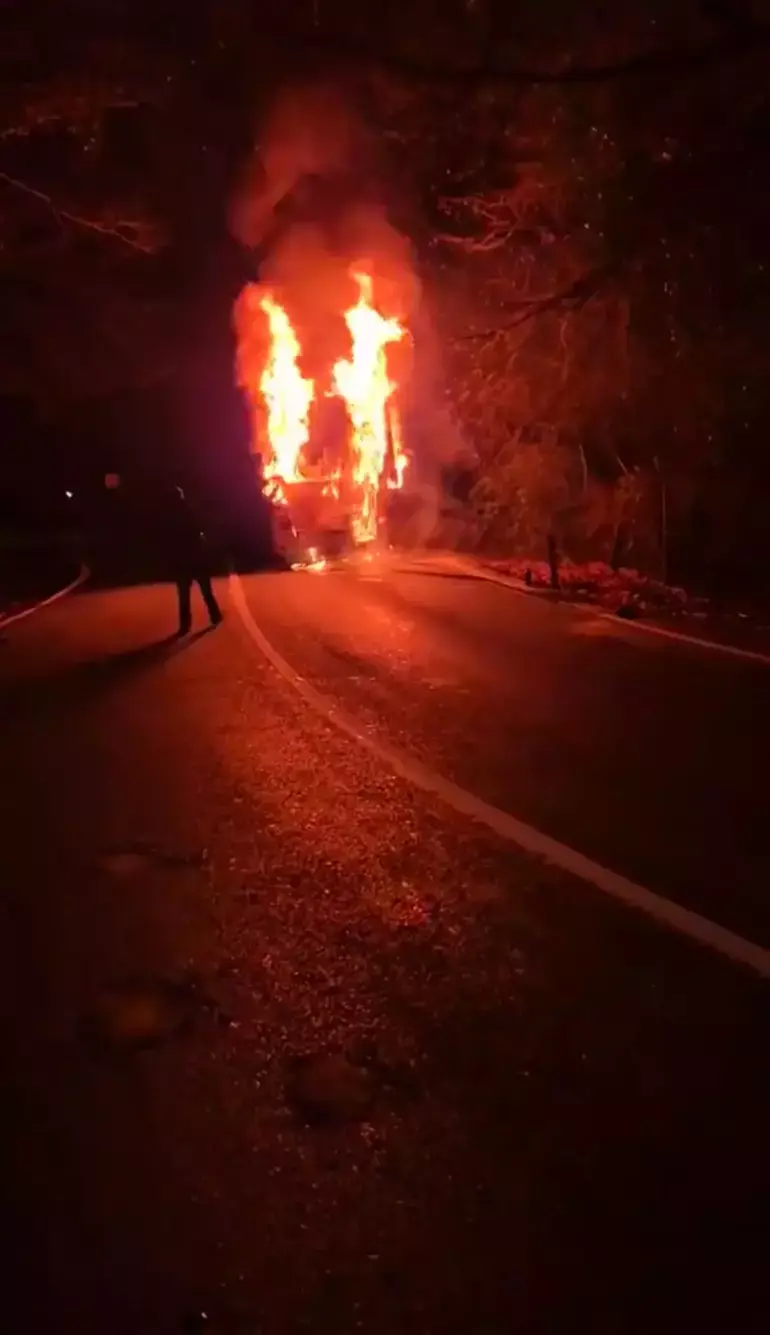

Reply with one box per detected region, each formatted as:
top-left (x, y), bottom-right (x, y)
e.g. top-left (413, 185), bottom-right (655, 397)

top-left (258, 295), bottom-right (315, 501)
top-left (332, 272), bottom-right (406, 544)
top-left (237, 269), bottom-right (409, 545)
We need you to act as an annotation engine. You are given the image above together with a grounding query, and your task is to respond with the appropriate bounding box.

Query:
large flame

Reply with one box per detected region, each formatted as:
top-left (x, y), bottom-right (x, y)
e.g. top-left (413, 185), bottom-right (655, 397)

top-left (258, 295), bottom-right (315, 501)
top-left (332, 272), bottom-right (406, 544)
top-left (237, 267), bottom-right (409, 546)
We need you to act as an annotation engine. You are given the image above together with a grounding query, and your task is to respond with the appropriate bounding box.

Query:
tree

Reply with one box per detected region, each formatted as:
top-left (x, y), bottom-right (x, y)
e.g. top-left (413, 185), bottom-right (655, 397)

top-left (0, 5), bottom-right (171, 402)
top-left (349, 2), bottom-right (770, 577)
top-left (0, 2), bottom-right (263, 405)
top-left (3, 2), bottom-right (769, 584)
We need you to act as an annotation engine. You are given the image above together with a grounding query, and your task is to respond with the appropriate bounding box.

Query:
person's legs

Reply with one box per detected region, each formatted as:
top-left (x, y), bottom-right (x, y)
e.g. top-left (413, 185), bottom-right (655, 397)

top-left (197, 572), bottom-right (223, 625)
top-left (176, 576), bottom-right (193, 633)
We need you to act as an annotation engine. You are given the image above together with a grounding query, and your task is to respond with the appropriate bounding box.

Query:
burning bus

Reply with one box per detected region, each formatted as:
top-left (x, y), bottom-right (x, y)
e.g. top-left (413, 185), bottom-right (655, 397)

top-left (235, 267), bottom-right (411, 565)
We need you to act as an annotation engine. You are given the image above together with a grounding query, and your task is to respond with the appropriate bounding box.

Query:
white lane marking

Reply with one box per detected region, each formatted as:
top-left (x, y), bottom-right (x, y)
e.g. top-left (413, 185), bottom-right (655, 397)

top-left (230, 573), bottom-right (770, 980)
top-left (0, 564), bottom-right (89, 629)
top-left (398, 556), bottom-right (770, 667)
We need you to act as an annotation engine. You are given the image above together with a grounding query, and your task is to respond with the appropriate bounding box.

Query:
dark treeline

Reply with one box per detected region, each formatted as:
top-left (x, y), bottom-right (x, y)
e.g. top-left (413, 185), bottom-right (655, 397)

top-left (1, 1), bottom-right (768, 590)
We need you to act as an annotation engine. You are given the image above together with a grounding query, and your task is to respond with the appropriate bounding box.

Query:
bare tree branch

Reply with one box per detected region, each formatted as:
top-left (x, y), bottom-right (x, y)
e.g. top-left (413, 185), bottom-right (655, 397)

top-left (0, 96), bottom-right (142, 142)
top-left (454, 266), bottom-right (617, 342)
top-left (0, 170), bottom-right (159, 253)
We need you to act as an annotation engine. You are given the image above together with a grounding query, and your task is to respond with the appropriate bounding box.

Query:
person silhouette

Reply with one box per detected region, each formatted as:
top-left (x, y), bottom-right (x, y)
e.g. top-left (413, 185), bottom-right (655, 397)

top-left (164, 485), bottom-right (223, 635)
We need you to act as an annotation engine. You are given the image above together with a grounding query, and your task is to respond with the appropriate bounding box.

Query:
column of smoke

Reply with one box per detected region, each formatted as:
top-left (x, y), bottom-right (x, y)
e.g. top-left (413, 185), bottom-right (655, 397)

top-left (230, 81), bottom-right (471, 549)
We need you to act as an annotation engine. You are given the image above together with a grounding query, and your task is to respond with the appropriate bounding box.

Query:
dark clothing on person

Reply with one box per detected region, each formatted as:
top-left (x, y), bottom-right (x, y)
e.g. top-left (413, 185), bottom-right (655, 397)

top-left (163, 488), bottom-right (223, 634)
top-left (177, 571), bottom-right (222, 634)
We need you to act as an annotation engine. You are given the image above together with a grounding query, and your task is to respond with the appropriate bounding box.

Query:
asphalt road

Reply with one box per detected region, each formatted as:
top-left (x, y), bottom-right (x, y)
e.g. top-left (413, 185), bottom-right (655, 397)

top-left (1, 565), bottom-right (768, 1334)
top-left (243, 556), bottom-right (770, 946)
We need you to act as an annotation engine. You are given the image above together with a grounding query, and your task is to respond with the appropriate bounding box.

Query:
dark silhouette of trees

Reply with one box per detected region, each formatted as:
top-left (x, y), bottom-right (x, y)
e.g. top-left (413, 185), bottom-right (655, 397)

top-left (358, 1), bottom-right (770, 583)
top-left (2, 0), bottom-right (768, 584)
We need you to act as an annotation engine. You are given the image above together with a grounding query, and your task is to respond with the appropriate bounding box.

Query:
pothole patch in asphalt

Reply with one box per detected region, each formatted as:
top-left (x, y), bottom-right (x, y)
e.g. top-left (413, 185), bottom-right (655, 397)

top-left (81, 970), bottom-right (230, 1057)
top-left (96, 843), bottom-right (208, 877)
top-left (285, 1044), bottom-right (420, 1125)
top-left (286, 1052), bottom-right (374, 1125)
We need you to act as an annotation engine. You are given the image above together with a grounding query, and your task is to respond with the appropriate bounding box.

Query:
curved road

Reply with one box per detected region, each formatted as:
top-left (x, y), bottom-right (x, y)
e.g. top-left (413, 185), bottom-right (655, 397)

top-left (0, 564), bottom-right (768, 1334)
top-left (240, 557), bottom-right (770, 948)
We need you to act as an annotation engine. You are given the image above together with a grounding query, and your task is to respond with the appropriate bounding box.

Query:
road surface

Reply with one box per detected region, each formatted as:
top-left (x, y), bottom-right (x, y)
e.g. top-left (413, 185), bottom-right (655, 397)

top-left (1, 561), bottom-right (768, 1334)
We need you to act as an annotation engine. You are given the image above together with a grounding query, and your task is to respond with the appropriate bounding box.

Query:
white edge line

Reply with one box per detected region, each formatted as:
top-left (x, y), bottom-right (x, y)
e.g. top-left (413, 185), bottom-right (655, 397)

top-left (0, 563), bottom-right (89, 629)
top-left (403, 555), bottom-right (770, 667)
top-left (230, 572), bottom-right (770, 981)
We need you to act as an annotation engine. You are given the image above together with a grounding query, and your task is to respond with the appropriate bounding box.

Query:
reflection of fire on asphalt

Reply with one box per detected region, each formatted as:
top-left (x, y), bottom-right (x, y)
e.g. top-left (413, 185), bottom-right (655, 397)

top-left (235, 267), bottom-right (411, 564)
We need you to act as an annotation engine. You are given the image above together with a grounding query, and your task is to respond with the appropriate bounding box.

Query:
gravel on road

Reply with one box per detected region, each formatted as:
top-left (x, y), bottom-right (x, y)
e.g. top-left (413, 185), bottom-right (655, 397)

top-left (1, 580), bottom-right (767, 1335)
